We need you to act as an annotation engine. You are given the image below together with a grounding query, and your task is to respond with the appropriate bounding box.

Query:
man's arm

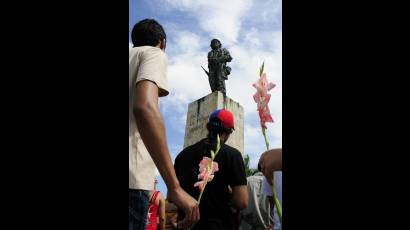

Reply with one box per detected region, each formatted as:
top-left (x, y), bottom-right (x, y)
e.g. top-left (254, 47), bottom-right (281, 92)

top-left (157, 193), bottom-right (166, 230)
top-left (227, 151), bottom-right (248, 210)
top-left (231, 185), bottom-right (248, 210)
top-left (133, 80), bottom-right (199, 228)
top-left (258, 149), bottom-right (282, 185)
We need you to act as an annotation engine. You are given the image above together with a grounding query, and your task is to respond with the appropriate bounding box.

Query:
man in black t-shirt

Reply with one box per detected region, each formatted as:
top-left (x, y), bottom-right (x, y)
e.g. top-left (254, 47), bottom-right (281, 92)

top-left (174, 109), bottom-right (248, 230)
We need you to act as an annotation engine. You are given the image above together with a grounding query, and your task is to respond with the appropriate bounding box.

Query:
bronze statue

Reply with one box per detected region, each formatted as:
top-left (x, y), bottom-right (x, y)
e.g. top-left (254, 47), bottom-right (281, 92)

top-left (202, 39), bottom-right (232, 95)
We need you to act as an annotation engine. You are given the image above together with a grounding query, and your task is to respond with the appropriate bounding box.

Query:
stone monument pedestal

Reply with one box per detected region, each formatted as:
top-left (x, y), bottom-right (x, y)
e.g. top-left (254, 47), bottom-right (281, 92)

top-left (183, 91), bottom-right (244, 154)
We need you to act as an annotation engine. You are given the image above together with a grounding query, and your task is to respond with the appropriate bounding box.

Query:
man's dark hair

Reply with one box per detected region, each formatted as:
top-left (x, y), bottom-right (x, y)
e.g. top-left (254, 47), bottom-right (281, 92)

top-left (205, 118), bottom-right (233, 152)
top-left (206, 117), bottom-right (232, 135)
top-left (131, 19), bottom-right (166, 47)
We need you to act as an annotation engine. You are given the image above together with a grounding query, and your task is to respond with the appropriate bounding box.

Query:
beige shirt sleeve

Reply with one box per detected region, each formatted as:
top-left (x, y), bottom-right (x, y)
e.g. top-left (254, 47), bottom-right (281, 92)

top-left (136, 48), bottom-right (169, 97)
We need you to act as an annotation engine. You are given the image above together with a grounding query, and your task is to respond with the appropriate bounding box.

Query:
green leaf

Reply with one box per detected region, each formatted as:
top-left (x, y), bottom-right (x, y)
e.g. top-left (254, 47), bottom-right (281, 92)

top-left (259, 61), bottom-right (265, 77)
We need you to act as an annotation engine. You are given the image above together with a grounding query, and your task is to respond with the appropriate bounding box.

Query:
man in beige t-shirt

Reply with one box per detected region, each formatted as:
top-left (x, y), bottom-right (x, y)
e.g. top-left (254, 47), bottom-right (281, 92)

top-left (129, 45), bottom-right (169, 191)
top-left (129, 19), bottom-right (199, 230)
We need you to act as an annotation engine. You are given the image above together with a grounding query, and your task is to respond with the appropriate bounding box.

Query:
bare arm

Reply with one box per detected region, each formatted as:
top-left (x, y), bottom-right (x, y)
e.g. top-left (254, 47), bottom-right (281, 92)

top-left (258, 149), bottom-right (282, 185)
top-left (133, 80), bottom-right (178, 196)
top-left (231, 185), bottom-right (248, 210)
top-left (133, 80), bottom-right (199, 228)
top-left (157, 193), bottom-right (166, 230)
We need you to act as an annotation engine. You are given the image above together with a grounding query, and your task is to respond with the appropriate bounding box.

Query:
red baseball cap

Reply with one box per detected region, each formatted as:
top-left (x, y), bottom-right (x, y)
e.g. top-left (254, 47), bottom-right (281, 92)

top-left (208, 109), bottom-right (235, 130)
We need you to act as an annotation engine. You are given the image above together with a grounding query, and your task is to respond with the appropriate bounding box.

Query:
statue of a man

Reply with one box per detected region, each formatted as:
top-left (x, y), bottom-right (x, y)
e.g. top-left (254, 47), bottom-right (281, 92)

top-left (204, 39), bottom-right (232, 95)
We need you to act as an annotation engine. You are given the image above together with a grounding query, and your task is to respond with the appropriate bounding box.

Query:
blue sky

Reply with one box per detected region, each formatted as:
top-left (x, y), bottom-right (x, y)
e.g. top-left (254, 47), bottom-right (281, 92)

top-left (130, 0), bottom-right (282, 196)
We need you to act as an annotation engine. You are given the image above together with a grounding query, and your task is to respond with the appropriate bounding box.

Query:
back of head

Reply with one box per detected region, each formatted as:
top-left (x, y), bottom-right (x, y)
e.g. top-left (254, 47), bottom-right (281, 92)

top-left (131, 19), bottom-right (166, 47)
top-left (207, 109), bottom-right (234, 135)
top-left (206, 118), bottom-right (232, 136)
top-left (206, 109), bottom-right (234, 151)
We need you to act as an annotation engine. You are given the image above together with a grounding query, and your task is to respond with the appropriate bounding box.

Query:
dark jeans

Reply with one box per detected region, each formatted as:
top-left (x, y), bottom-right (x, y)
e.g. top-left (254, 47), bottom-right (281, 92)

top-left (129, 189), bottom-right (149, 230)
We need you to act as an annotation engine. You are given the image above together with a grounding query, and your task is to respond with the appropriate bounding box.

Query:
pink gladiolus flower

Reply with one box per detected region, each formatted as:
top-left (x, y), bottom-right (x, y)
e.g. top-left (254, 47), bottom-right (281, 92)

top-left (253, 73), bottom-right (275, 128)
top-left (194, 157), bottom-right (219, 191)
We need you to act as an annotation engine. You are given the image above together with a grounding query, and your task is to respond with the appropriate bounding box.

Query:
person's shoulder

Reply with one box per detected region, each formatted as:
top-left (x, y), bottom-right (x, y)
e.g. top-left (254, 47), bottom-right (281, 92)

top-left (221, 143), bottom-right (242, 156)
top-left (130, 46), bottom-right (165, 59)
top-left (174, 150), bottom-right (185, 164)
top-left (178, 140), bottom-right (203, 156)
top-left (175, 145), bottom-right (192, 163)
top-left (175, 140), bottom-right (205, 162)
top-left (142, 46), bottom-right (164, 55)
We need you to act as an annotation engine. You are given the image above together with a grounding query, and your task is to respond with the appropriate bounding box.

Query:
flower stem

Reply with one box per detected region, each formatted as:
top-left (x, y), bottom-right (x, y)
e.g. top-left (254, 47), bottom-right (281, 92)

top-left (197, 185), bottom-right (206, 204)
top-left (197, 134), bottom-right (221, 205)
top-left (271, 178), bottom-right (282, 225)
top-left (262, 126), bottom-right (282, 225)
top-left (262, 126), bottom-right (269, 150)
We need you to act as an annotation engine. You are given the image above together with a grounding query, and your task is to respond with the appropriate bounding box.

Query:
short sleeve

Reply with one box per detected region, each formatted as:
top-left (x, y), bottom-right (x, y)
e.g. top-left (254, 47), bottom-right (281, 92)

top-left (136, 48), bottom-right (169, 97)
top-left (228, 151), bottom-right (247, 187)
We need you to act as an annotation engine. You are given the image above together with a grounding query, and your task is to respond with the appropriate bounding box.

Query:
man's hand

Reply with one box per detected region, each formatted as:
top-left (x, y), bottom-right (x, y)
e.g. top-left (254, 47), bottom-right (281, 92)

top-left (258, 149), bottom-right (282, 185)
top-left (168, 187), bottom-right (200, 229)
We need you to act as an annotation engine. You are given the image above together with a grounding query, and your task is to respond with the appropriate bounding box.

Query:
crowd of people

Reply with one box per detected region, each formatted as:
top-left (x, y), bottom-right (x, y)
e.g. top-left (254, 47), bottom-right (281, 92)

top-left (129, 18), bottom-right (282, 230)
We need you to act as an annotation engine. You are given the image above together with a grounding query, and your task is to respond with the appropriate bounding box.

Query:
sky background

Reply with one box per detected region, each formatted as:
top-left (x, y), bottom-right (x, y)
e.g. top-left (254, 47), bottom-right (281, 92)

top-left (129, 0), bottom-right (282, 195)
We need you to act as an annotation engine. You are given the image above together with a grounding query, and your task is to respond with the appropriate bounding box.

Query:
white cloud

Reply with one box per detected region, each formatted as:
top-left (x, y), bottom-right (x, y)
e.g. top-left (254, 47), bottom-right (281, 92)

top-left (160, 30), bottom-right (211, 129)
top-left (227, 31), bottom-right (282, 116)
top-left (160, 0), bottom-right (252, 45)
top-left (242, 0), bottom-right (282, 30)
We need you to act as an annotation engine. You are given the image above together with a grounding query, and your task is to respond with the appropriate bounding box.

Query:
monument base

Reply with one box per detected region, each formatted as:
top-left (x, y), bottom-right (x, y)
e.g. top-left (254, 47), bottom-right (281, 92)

top-left (183, 91), bottom-right (244, 155)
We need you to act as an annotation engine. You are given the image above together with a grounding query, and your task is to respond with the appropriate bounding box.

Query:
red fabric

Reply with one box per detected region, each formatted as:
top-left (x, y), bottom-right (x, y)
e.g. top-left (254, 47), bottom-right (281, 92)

top-left (146, 191), bottom-right (160, 230)
top-left (217, 109), bottom-right (234, 129)
top-left (210, 109), bottom-right (235, 129)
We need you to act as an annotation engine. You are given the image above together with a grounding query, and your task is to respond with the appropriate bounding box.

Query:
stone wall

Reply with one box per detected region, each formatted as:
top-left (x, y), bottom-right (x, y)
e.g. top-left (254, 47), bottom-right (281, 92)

top-left (183, 91), bottom-right (244, 155)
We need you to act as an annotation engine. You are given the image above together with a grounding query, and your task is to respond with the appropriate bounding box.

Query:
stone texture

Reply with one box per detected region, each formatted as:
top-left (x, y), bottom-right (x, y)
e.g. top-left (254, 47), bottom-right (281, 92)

top-left (183, 91), bottom-right (244, 155)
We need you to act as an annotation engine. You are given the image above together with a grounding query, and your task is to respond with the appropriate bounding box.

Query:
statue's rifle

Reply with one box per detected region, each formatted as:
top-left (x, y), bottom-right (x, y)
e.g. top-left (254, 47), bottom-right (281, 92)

top-left (201, 66), bottom-right (209, 77)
